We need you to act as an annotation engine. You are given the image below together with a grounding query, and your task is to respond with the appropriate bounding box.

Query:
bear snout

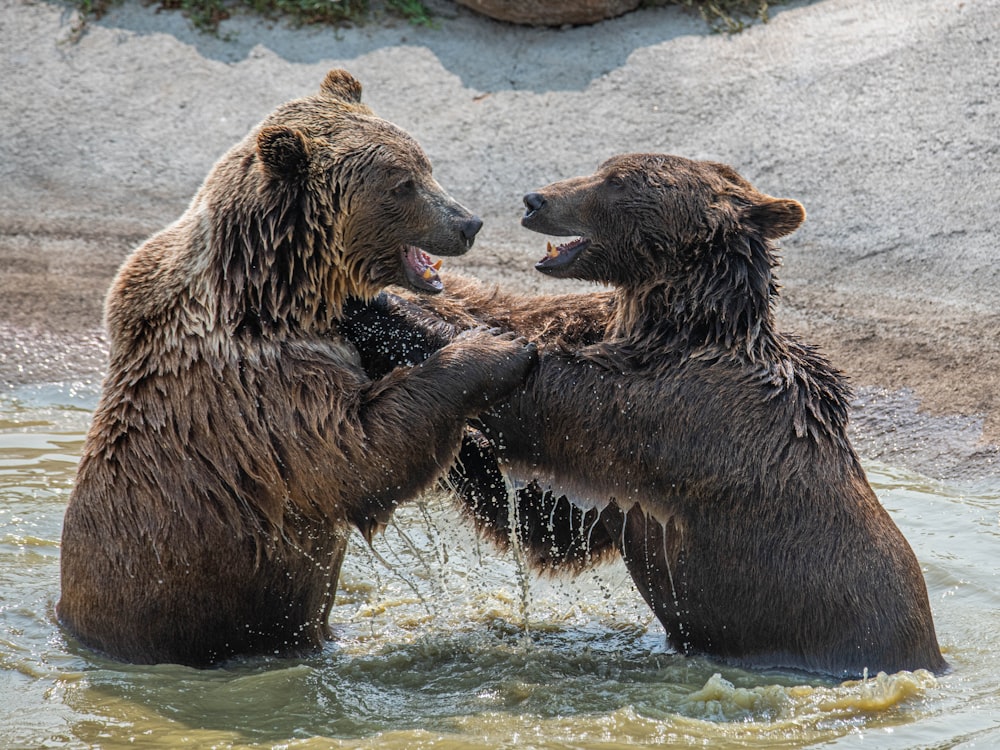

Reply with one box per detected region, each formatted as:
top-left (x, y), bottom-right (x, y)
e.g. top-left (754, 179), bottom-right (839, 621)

top-left (460, 215), bottom-right (483, 247)
top-left (523, 192), bottom-right (546, 218)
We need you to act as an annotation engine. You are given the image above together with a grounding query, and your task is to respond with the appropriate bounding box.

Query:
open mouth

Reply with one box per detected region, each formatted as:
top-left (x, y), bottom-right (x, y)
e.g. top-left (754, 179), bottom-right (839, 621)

top-left (535, 237), bottom-right (590, 274)
top-left (401, 245), bottom-right (444, 293)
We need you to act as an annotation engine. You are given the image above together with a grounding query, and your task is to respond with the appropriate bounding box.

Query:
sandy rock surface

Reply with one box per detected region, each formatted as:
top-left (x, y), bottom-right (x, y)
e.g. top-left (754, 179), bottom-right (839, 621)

top-left (1, 0), bottom-right (997, 481)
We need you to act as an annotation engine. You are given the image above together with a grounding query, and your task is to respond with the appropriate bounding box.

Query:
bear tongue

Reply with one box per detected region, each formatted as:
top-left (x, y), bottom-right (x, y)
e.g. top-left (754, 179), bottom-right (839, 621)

top-left (402, 245), bottom-right (444, 293)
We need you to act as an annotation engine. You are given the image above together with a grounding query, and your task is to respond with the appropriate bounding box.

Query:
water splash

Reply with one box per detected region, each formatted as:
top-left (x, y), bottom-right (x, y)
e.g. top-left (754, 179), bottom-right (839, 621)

top-left (501, 469), bottom-right (534, 640)
top-left (0, 389), bottom-right (996, 749)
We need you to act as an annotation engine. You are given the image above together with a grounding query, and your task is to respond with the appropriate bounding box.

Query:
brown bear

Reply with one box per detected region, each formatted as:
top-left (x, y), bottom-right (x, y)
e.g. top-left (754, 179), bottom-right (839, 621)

top-left (346, 154), bottom-right (947, 679)
top-left (56, 69), bottom-right (537, 667)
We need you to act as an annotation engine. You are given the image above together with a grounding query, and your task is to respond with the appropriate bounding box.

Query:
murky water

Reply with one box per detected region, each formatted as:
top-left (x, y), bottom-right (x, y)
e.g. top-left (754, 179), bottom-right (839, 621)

top-left (1, 382), bottom-right (997, 749)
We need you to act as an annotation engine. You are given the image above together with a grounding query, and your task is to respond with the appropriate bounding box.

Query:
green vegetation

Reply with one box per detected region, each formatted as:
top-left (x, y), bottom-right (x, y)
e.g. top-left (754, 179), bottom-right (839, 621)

top-left (657, 0), bottom-right (774, 33)
top-left (385, 0), bottom-right (434, 26)
top-left (73, 0), bottom-right (431, 31)
top-left (71, 0), bottom-right (774, 35)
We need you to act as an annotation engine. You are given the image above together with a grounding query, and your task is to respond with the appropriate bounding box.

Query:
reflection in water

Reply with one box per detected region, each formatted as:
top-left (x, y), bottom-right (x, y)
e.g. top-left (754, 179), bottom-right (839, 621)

top-left (0, 384), bottom-right (997, 749)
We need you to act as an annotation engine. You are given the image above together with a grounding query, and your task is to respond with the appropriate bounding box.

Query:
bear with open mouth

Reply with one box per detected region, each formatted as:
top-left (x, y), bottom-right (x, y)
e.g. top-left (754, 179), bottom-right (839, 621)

top-left (57, 70), bottom-right (537, 667)
top-left (343, 153), bottom-right (946, 679)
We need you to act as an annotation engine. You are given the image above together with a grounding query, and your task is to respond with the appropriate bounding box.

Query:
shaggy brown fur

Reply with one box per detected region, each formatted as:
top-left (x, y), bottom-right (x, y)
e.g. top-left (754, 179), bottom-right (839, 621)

top-left (350, 154), bottom-right (947, 678)
top-left (56, 70), bottom-right (536, 667)
top-left (342, 284), bottom-right (617, 573)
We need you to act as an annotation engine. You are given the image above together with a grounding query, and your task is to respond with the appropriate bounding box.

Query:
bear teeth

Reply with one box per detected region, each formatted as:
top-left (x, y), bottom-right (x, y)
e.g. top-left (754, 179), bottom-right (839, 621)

top-left (420, 258), bottom-right (443, 279)
top-left (402, 245), bottom-right (444, 292)
top-left (536, 237), bottom-right (591, 274)
top-left (547, 238), bottom-right (587, 257)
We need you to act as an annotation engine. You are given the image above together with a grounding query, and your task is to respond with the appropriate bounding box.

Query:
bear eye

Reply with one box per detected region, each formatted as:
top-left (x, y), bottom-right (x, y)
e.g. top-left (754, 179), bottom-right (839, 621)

top-left (393, 178), bottom-right (415, 196)
top-left (605, 174), bottom-right (626, 190)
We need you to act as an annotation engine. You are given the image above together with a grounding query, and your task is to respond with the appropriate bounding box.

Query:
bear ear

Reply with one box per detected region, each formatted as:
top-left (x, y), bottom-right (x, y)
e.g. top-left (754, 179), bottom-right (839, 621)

top-left (748, 197), bottom-right (806, 239)
top-left (257, 125), bottom-right (310, 180)
top-left (321, 69), bottom-right (363, 103)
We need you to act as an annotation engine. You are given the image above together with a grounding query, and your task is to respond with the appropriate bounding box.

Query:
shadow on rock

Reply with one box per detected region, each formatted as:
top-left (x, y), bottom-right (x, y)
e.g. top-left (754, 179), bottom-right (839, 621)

top-left (66, 1), bottom-right (715, 92)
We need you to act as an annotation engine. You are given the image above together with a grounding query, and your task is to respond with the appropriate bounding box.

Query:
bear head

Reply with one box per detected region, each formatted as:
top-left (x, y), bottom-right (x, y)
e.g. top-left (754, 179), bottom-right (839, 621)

top-left (521, 153), bottom-right (804, 290)
top-left (207, 69), bottom-right (482, 337)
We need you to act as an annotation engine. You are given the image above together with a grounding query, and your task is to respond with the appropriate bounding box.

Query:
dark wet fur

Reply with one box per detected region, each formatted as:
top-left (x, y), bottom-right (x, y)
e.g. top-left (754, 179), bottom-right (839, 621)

top-left (56, 71), bottom-right (536, 667)
top-left (342, 291), bottom-right (617, 573)
top-left (345, 154), bottom-right (947, 679)
top-left (447, 429), bottom-right (619, 573)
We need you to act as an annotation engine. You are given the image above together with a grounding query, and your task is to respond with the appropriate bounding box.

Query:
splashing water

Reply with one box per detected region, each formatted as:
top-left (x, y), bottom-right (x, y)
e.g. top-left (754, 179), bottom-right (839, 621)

top-left (0, 382), bottom-right (998, 749)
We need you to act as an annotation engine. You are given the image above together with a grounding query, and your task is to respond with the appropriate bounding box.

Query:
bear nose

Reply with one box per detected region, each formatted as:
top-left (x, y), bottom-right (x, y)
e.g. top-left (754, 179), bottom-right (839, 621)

top-left (523, 192), bottom-right (546, 215)
top-left (460, 216), bottom-right (483, 244)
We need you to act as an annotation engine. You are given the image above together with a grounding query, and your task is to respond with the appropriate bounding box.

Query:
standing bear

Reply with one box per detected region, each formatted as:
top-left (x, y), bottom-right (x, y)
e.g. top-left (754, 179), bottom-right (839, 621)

top-left (345, 154), bottom-right (947, 678)
top-left (56, 70), bottom-right (537, 667)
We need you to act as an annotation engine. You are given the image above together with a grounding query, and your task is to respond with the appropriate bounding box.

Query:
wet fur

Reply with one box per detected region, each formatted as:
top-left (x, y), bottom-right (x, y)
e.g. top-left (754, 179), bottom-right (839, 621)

top-left (341, 282), bottom-right (619, 574)
top-left (349, 154), bottom-right (946, 678)
top-left (56, 70), bottom-right (536, 666)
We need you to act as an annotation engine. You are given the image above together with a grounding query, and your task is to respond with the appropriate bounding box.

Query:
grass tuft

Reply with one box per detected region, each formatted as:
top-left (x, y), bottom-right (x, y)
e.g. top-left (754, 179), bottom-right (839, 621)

top-left (385, 0), bottom-right (434, 26)
top-left (648, 0), bottom-right (775, 33)
top-left (75, 0), bottom-right (401, 32)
